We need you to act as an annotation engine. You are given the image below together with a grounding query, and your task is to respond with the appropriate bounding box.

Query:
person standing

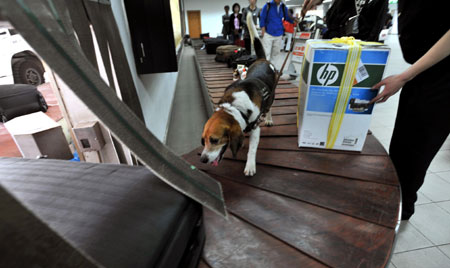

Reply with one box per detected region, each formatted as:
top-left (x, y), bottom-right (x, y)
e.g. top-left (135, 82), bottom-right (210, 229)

top-left (369, 1), bottom-right (450, 220)
top-left (282, 9), bottom-right (296, 51)
top-left (222, 5), bottom-right (231, 40)
top-left (242, 0), bottom-right (261, 53)
top-left (229, 3), bottom-right (243, 44)
top-left (260, 0), bottom-right (294, 61)
top-left (303, 0), bottom-right (450, 221)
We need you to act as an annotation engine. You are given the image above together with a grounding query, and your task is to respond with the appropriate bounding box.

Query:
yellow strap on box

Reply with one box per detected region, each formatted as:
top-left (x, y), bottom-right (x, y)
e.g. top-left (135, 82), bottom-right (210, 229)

top-left (326, 37), bottom-right (362, 148)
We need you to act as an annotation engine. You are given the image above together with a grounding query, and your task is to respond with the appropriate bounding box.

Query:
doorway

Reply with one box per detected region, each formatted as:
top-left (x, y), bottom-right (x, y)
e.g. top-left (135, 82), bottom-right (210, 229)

top-left (187, 10), bottom-right (201, 39)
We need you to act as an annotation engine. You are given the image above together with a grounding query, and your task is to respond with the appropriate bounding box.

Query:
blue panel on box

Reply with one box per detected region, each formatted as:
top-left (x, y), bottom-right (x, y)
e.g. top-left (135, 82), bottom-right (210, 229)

top-left (314, 50), bottom-right (347, 63)
top-left (360, 50), bottom-right (389, 65)
top-left (307, 86), bottom-right (339, 113)
top-left (307, 87), bottom-right (379, 114)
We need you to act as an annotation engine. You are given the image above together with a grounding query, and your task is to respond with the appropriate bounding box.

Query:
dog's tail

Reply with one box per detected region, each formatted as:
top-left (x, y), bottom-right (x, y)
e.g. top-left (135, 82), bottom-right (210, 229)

top-left (246, 11), bottom-right (266, 59)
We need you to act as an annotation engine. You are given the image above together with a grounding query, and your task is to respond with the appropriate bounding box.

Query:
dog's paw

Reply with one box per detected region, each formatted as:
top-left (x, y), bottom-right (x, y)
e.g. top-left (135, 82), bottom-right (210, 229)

top-left (264, 119), bottom-right (273, 127)
top-left (244, 161), bottom-right (256, 176)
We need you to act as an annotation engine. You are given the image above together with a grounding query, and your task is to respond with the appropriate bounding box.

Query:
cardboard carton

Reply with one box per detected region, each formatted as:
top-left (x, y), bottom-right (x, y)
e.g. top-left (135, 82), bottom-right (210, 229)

top-left (297, 39), bottom-right (390, 151)
top-left (4, 112), bottom-right (73, 159)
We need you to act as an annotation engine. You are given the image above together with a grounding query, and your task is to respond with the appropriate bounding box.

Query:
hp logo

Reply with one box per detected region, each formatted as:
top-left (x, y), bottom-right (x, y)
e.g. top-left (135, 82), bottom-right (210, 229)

top-left (317, 64), bottom-right (338, 86)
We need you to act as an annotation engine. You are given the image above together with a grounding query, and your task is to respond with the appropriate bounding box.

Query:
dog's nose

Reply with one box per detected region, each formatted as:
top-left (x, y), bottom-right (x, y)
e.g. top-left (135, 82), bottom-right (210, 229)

top-left (200, 155), bottom-right (208, 163)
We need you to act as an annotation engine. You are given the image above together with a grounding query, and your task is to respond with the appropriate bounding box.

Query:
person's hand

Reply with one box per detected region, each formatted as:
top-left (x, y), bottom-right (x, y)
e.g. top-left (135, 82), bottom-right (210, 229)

top-left (370, 75), bottom-right (408, 104)
top-left (261, 27), bottom-right (265, 38)
top-left (301, 0), bottom-right (323, 18)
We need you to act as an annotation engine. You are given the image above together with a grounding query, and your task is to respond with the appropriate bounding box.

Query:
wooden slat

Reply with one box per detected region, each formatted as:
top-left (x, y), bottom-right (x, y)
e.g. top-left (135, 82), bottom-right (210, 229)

top-left (192, 49), bottom-right (399, 268)
top-left (222, 147), bottom-right (398, 185)
top-left (217, 179), bottom-right (395, 268)
top-left (184, 153), bottom-right (399, 227)
top-left (270, 106), bottom-right (297, 115)
top-left (251, 135), bottom-right (388, 156)
top-left (260, 124), bottom-right (297, 136)
top-left (203, 210), bottom-right (327, 268)
top-left (272, 98), bottom-right (298, 107)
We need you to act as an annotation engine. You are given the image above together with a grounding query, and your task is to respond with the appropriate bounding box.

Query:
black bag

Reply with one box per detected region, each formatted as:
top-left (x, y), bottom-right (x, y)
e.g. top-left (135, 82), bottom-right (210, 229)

top-left (204, 38), bottom-right (233, 54)
top-left (0, 84), bottom-right (48, 122)
top-left (324, 0), bottom-right (388, 41)
top-left (215, 45), bottom-right (245, 63)
top-left (0, 157), bottom-right (205, 268)
top-left (229, 54), bottom-right (257, 69)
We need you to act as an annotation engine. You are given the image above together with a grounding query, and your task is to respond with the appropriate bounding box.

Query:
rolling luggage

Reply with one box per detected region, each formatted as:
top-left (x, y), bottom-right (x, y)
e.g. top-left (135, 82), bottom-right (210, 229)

top-left (0, 157), bottom-right (205, 268)
top-left (0, 84), bottom-right (48, 122)
top-left (204, 38), bottom-right (233, 54)
top-left (230, 54), bottom-right (257, 69)
top-left (215, 45), bottom-right (245, 63)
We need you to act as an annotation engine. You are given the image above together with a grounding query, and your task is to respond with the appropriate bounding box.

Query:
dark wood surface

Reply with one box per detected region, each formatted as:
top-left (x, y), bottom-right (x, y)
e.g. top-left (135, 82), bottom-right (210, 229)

top-left (186, 49), bottom-right (400, 268)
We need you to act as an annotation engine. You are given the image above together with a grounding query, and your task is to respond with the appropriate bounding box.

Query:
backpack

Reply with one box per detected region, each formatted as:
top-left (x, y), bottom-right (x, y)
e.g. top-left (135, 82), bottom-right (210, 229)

top-left (265, 1), bottom-right (287, 23)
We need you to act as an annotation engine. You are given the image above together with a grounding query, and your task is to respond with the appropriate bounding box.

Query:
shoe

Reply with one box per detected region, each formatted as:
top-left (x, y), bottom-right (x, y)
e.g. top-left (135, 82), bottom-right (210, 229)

top-left (401, 212), bottom-right (412, 221)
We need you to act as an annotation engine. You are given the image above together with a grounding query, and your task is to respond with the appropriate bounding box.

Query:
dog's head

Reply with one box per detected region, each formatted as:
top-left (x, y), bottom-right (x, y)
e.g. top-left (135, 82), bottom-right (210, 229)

top-left (200, 109), bottom-right (244, 166)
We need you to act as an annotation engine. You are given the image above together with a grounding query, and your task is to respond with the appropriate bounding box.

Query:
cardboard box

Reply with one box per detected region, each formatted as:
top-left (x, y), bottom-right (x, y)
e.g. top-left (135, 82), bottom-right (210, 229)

top-left (4, 112), bottom-right (73, 159)
top-left (297, 40), bottom-right (390, 151)
top-left (73, 121), bottom-right (105, 152)
top-left (287, 32), bottom-right (312, 78)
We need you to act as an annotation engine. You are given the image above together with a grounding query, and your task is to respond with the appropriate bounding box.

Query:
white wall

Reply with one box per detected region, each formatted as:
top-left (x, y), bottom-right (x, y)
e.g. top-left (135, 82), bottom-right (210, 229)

top-left (184, 0), bottom-right (318, 37)
top-left (111, 0), bottom-right (178, 142)
top-left (185, 0), bottom-right (254, 37)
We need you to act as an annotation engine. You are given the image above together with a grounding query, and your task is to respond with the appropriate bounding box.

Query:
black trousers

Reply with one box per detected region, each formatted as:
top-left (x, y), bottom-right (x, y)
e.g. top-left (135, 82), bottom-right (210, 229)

top-left (389, 67), bottom-right (450, 219)
top-left (244, 37), bottom-right (251, 52)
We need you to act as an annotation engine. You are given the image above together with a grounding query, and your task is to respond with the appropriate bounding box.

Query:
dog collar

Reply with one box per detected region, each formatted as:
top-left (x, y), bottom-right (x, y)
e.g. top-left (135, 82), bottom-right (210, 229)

top-left (218, 103), bottom-right (247, 131)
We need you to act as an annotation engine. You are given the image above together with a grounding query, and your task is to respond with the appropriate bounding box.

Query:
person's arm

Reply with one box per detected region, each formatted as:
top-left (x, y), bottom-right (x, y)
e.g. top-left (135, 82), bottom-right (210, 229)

top-left (301, 0), bottom-right (324, 18)
top-left (260, 4), bottom-right (267, 37)
top-left (370, 29), bottom-right (450, 103)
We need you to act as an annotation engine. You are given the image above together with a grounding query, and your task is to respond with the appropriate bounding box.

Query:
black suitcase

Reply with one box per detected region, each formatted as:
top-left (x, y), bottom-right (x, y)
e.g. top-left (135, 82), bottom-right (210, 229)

top-left (0, 84), bottom-right (48, 122)
top-left (215, 45), bottom-right (244, 63)
top-left (230, 54), bottom-right (258, 69)
top-left (204, 38), bottom-right (233, 54)
top-left (0, 157), bottom-right (205, 268)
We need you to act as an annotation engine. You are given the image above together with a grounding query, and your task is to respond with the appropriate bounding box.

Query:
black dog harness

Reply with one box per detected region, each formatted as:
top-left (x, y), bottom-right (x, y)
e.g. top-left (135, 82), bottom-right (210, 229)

top-left (238, 85), bottom-right (273, 133)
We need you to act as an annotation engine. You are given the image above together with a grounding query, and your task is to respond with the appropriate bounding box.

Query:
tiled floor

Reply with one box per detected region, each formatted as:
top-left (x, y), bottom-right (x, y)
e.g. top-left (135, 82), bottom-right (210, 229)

top-left (373, 35), bottom-right (450, 267)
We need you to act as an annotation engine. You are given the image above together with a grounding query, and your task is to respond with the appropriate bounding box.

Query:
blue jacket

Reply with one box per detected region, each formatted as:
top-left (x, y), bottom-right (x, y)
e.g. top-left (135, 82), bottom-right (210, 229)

top-left (260, 1), bottom-right (293, 37)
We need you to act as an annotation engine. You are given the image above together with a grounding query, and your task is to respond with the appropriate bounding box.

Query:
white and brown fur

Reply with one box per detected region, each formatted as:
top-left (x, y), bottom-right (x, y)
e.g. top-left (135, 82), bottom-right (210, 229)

top-left (200, 12), bottom-right (277, 176)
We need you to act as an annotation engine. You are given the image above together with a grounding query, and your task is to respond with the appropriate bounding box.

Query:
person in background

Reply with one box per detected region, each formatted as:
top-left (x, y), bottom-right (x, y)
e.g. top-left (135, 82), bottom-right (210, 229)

top-left (260, 0), bottom-right (295, 61)
top-left (282, 9), bottom-right (296, 51)
top-left (302, 0), bottom-right (388, 41)
top-left (242, 0), bottom-right (261, 54)
top-left (370, 3), bottom-right (450, 221)
top-left (304, 0), bottom-right (450, 221)
top-left (222, 5), bottom-right (231, 40)
top-left (229, 3), bottom-right (243, 43)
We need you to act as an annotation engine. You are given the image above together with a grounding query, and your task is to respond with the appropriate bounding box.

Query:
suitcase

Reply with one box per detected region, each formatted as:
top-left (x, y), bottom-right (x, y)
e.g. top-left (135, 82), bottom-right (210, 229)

top-left (215, 45), bottom-right (245, 63)
top-left (234, 39), bottom-right (245, 48)
top-left (0, 157), bottom-right (205, 268)
top-left (230, 54), bottom-right (258, 69)
top-left (204, 38), bottom-right (233, 54)
top-left (0, 84), bottom-right (48, 122)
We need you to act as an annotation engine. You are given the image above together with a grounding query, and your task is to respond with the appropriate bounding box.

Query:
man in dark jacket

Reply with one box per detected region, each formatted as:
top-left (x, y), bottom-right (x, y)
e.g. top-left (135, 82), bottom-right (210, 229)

top-left (222, 5), bottom-right (231, 40)
top-left (242, 0), bottom-right (261, 53)
top-left (302, 0), bottom-right (388, 41)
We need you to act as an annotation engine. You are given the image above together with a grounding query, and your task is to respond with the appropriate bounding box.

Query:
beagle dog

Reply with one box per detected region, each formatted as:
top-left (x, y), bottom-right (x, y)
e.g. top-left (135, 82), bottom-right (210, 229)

top-left (200, 12), bottom-right (277, 176)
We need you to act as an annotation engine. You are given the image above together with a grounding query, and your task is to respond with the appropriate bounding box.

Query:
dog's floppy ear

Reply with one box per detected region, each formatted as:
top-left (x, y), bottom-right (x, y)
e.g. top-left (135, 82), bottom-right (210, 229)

top-left (229, 125), bottom-right (244, 158)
